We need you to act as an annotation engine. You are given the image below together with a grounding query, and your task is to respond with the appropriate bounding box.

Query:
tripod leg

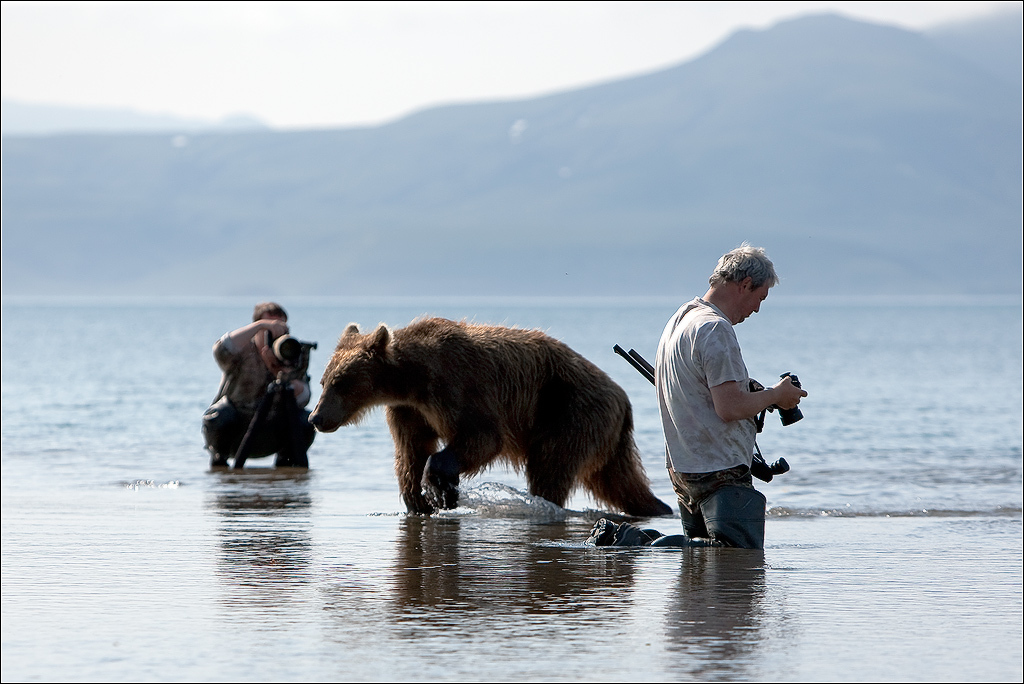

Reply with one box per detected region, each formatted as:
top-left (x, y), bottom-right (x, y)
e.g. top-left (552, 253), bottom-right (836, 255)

top-left (233, 390), bottom-right (274, 469)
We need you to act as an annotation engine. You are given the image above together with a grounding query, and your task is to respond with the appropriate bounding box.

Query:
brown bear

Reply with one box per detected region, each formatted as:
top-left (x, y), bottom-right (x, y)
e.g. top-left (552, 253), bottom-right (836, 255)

top-left (310, 317), bottom-right (672, 517)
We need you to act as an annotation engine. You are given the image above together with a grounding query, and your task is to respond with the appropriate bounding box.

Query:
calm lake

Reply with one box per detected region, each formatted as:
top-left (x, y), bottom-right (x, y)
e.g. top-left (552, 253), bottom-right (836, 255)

top-left (2, 296), bottom-right (1021, 681)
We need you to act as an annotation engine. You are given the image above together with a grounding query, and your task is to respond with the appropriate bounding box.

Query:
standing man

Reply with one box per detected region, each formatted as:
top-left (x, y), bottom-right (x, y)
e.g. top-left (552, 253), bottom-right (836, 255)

top-left (654, 245), bottom-right (806, 549)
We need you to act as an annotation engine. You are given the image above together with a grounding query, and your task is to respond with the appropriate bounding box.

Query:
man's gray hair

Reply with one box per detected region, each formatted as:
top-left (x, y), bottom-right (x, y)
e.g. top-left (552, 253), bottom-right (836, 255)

top-left (709, 244), bottom-right (779, 289)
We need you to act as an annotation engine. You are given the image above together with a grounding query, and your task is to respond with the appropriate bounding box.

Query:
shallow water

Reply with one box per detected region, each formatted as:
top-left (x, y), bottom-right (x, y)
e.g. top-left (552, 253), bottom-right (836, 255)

top-left (2, 297), bottom-right (1022, 681)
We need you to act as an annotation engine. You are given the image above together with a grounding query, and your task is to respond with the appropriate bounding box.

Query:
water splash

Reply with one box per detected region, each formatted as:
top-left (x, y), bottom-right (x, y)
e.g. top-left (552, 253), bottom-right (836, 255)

top-left (447, 482), bottom-right (569, 520)
top-left (122, 479), bottom-right (180, 490)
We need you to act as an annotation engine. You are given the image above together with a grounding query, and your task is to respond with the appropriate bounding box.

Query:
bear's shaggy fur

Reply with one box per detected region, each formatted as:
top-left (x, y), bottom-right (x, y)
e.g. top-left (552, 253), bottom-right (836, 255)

top-left (310, 317), bottom-right (672, 517)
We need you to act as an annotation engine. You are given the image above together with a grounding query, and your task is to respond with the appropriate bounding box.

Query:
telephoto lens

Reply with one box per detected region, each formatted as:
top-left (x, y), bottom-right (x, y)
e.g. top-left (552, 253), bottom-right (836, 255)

top-left (273, 335), bottom-right (303, 366)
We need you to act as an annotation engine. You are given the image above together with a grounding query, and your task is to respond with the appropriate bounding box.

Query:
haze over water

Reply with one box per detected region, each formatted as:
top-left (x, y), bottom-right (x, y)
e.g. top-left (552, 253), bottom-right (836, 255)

top-left (2, 297), bottom-right (1021, 681)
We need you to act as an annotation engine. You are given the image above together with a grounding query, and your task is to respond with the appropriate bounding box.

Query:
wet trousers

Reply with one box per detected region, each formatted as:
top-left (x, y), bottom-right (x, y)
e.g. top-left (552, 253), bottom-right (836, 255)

top-left (202, 392), bottom-right (315, 468)
top-left (669, 465), bottom-right (766, 549)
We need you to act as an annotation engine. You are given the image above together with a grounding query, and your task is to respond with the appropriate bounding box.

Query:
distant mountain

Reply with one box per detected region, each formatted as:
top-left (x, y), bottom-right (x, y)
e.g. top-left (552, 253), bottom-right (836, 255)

top-left (1, 13), bottom-right (1020, 298)
top-left (0, 99), bottom-right (267, 136)
top-left (926, 6), bottom-right (1023, 91)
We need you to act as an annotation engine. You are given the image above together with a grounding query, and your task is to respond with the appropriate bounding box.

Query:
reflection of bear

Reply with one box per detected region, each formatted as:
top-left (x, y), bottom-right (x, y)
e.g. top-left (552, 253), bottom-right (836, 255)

top-left (310, 318), bottom-right (672, 517)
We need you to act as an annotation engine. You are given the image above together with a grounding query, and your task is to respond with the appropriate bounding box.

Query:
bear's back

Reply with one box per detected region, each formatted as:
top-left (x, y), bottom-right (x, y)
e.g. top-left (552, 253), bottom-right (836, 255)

top-left (395, 317), bottom-right (570, 367)
top-left (393, 317), bottom-right (619, 397)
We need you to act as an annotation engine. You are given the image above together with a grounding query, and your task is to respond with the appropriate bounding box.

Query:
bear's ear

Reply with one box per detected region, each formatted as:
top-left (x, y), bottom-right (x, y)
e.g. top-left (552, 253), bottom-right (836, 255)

top-left (336, 323), bottom-right (362, 350)
top-left (367, 324), bottom-right (391, 356)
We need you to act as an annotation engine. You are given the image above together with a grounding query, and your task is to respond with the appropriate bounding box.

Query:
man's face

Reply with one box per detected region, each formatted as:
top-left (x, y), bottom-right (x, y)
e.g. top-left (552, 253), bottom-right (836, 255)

top-left (735, 279), bottom-right (771, 324)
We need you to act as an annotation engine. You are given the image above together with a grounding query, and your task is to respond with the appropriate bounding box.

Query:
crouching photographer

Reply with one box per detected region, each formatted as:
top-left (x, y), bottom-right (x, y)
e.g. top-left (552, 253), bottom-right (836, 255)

top-left (203, 302), bottom-right (317, 469)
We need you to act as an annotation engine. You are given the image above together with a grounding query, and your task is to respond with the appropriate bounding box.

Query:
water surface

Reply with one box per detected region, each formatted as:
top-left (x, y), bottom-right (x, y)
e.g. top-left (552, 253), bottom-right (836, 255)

top-left (2, 297), bottom-right (1021, 681)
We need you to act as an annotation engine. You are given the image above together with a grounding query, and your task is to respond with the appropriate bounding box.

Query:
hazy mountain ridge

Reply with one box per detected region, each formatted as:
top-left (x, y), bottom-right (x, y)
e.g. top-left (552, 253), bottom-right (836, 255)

top-left (0, 99), bottom-right (267, 136)
top-left (925, 7), bottom-right (1023, 89)
top-left (2, 13), bottom-right (1020, 297)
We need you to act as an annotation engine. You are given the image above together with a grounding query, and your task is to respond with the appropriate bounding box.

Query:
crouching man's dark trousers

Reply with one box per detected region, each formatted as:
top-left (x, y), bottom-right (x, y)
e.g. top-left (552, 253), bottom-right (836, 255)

top-left (203, 393), bottom-right (315, 468)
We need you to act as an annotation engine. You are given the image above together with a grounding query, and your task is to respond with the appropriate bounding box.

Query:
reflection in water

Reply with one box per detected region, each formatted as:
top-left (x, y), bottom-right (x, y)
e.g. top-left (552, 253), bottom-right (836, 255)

top-left (392, 516), bottom-right (462, 609)
top-left (195, 477), bottom-right (792, 681)
top-left (311, 514), bottom-right (665, 680)
top-left (208, 470), bottom-right (314, 608)
top-left (388, 516), bottom-right (641, 631)
top-left (663, 550), bottom-right (777, 680)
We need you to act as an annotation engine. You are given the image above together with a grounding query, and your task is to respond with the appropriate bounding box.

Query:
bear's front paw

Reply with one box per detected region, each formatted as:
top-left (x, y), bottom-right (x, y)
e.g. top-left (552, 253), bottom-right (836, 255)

top-left (403, 491), bottom-right (434, 515)
top-left (422, 451), bottom-right (460, 510)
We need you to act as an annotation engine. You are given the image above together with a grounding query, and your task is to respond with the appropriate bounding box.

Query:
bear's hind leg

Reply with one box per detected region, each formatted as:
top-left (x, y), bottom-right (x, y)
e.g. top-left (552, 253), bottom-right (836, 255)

top-left (525, 463), bottom-right (575, 509)
top-left (523, 425), bottom-right (588, 507)
top-left (586, 422), bottom-right (672, 517)
top-left (523, 379), bottom-right (587, 508)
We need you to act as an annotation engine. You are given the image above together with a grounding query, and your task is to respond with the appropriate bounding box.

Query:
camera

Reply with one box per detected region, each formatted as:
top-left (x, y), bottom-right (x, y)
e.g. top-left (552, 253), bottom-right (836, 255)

top-left (777, 372), bottom-right (803, 425)
top-left (272, 335), bottom-right (318, 368)
top-left (749, 372), bottom-right (803, 427)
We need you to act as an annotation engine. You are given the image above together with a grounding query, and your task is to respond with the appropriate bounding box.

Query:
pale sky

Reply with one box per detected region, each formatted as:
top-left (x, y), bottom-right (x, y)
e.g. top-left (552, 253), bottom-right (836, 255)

top-left (1, 1), bottom-right (1018, 129)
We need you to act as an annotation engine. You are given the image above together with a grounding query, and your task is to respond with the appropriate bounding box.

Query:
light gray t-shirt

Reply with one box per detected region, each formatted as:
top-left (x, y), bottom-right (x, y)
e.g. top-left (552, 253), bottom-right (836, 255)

top-left (655, 298), bottom-right (756, 474)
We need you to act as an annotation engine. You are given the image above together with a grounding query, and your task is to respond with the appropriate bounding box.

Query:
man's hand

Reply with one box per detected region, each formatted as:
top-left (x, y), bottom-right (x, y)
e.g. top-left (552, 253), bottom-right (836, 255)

top-left (771, 375), bottom-right (806, 410)
top-left (256, 318), bottom-right (289, 340)
top-left (225, 317), bottom-right (289, 351)
top-left (290, 379), bottom-right (311, 407)
top-left (252, 319), bottom-right (290, 374)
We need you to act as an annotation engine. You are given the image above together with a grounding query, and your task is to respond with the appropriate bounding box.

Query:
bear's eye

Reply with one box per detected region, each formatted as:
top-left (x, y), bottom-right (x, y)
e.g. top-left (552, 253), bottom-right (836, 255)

top-left (327, 373), bottom-right (357, 394)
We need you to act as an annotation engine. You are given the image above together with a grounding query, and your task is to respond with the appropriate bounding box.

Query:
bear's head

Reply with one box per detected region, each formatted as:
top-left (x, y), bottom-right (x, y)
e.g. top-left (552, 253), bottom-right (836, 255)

top-left (309, 323), bottom-right (392, 432)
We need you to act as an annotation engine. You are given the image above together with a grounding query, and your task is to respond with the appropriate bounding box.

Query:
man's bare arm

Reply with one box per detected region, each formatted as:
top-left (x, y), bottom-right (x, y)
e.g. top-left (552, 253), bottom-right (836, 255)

top-left (710, 377), bottom-right (807, 423)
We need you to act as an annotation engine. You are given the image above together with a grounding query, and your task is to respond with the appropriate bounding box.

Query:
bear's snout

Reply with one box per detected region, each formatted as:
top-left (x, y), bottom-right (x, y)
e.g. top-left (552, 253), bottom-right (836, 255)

top-left (308, 406), bottom-right (340, 433)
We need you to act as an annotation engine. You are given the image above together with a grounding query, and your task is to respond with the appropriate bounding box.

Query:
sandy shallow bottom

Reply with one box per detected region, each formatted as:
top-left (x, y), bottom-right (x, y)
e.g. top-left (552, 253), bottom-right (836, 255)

top-left (2, 473), bottom-right (1021, 682)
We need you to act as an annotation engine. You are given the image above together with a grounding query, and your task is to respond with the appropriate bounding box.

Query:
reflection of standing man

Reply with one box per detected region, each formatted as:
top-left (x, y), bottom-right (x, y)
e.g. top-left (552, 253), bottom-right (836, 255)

top-left (664, 551), bottom-right (769, 678)
top-left (655, 245), bottom-right (805, 548)
top-left (203, 302), bottom-right (315, 468)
